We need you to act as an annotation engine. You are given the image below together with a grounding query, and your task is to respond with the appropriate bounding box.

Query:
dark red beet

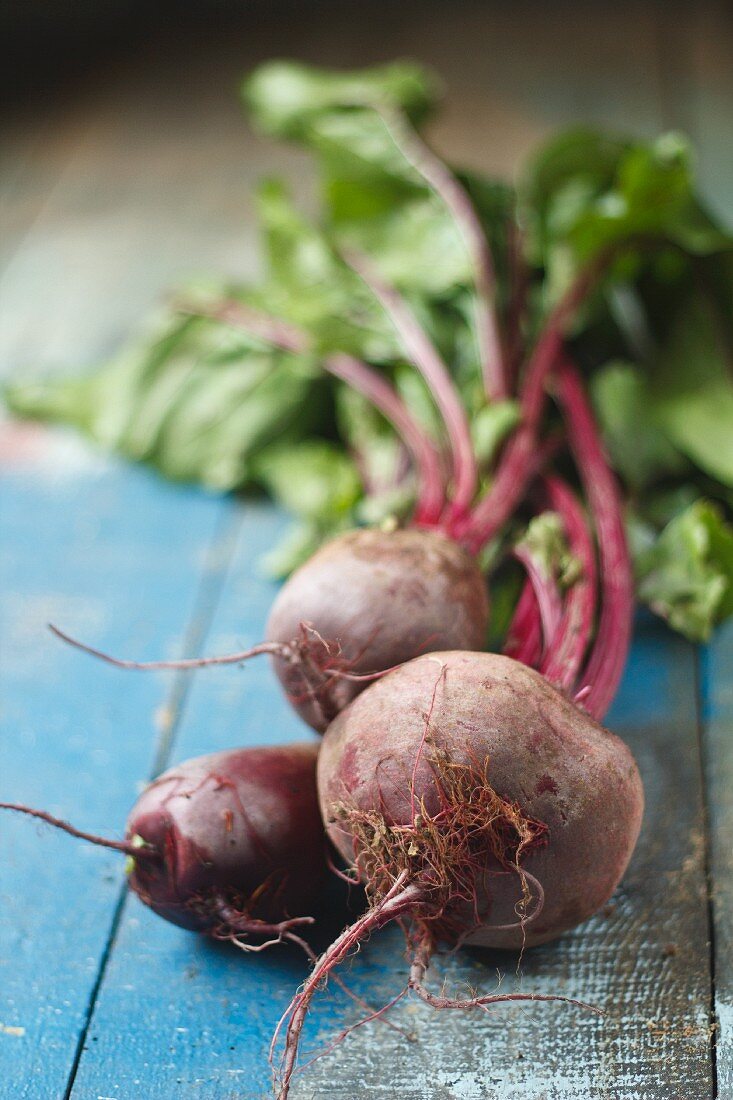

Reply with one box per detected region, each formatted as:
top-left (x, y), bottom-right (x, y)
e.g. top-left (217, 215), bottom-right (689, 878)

top-left (272, 651), bottom-right (637, 1097)
top-left (1, 743), bottom-right (325, 946)
top-left (266, 527), bottom-right (489, 731)
top-left (318, 651), bottom-right (643, 950)
top-left (127, 744), bottom-right (325, 934)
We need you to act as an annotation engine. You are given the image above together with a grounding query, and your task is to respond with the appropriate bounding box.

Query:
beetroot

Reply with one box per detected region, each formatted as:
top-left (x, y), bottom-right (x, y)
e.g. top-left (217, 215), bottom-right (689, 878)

top-left (125, 744), bottom-right (324, 936)
top-left (320, 651), bottom-right (643, 948)
top-left (265, 527), bottom-right (488, 730)
top-left (272, 650), bottom-right (642, 1097)
top-left (1, 743), bottom-right (325, 946)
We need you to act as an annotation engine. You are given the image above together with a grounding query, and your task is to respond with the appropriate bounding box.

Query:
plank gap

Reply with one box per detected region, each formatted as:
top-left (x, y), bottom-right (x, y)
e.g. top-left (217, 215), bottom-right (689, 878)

top-left (61, 887), bottom-right (130, 1100)
top-left (148, 505), bottom-right (243, 780)
top-left (61, 500), bottom-right (243, 1099)
top-left (695, 648), bottom-right (720, 1098)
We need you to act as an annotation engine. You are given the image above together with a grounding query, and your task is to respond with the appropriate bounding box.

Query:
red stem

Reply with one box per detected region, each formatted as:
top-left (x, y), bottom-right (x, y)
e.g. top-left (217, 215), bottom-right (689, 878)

top-left (182, 300), bottom-right (446, 526)
top-left (504, 216), bottom-right (529, 392)
top-left (503, 580), bottom-right (543, 668)
top-left (343, 249), bottom-right (478, 525)
top-left (376, 104), bottom-right (508, 401)
top-left (538, 476), bottom-right (598, 692)
top-left (554, 359), bottom-right (633, 719)
top-left (461, 252), bottom-right (612, 552)
top-left (512, 543), bottom-right (563, 657)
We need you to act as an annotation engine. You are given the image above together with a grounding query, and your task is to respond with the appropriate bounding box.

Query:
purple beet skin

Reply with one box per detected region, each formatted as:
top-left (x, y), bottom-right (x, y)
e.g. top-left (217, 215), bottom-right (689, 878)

top-left (266, 527), bottom-right (489, 732)
top-left (127, 743), bottom-right (325, 932)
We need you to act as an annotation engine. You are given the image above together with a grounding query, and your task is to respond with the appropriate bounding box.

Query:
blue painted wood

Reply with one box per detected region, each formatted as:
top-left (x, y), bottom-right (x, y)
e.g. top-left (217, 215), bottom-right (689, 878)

top-left (701, 621), bottom-right (733, 1096)
top-left (68, 500), bottom-right (325, 1100)
top-left (66, 507), bottom-right (714, 1099)
top-left (0, 437), bottom-right (231, 1099)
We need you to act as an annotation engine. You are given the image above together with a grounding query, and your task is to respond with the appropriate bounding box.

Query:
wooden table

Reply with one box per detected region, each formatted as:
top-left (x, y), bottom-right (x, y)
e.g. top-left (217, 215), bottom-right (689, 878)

top-left (1, 4), bottom-right (731, 1097)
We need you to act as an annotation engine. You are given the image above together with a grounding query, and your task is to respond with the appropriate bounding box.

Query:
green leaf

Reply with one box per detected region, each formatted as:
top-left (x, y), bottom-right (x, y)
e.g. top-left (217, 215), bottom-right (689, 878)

top-left (591, 361), bottom-right (688, 491)
top-left (258, 520), bottom-right (330, 579)
top-left (243, 60), bottom-right (437, 140)
top-left (515, 511), bottom-right (582, 590)
top-left (335, 194), bottom-right (472, 296)
top-left (650, 294), bottom-right (733, 487)
top-left (522, 127), bottom-right (630, 263)
top-left (521, 128), bottom-right (730, 311)
top-left (252, 439), bottom-right (362, 523)
top-left (486, 561), bottom-right (524, 652)
top-left (245, 62), bottom-right (514, 309)
top-left (635, 500), bottom-right (733, 640)
top-left (471, 400), bottom-right (520, 467)
top-left (253, 179), bottom-right (397, 359)
top-left (6, 307), bottom-right (324, 491)
top-left (253, 439), bottom-right (363, 577)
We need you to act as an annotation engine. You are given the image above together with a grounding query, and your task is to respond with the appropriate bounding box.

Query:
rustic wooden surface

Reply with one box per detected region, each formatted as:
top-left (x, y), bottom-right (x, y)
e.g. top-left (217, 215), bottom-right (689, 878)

top-left (0, 3), bottom-right (731, 1097)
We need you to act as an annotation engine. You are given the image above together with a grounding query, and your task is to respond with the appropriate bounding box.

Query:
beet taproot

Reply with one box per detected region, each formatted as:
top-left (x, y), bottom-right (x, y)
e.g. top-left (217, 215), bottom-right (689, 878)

top-left (2, 743), bottom-right (326, 946)
top-left (265, 527), bottom-right (489, 731)
top-left (319, 650), bottom-right (643, 950)
top-left (272, 650), bottom-right (640, 1097)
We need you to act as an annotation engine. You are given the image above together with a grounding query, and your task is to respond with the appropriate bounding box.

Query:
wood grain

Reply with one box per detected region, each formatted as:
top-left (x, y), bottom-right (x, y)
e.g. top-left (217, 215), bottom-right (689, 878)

top-left (702, 623), bottom-right (733, 1097)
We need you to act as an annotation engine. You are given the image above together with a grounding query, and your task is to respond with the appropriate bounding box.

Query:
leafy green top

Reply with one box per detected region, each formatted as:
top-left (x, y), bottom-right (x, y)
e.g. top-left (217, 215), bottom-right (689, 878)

top-left (6, 60), bottom-right (733, 641)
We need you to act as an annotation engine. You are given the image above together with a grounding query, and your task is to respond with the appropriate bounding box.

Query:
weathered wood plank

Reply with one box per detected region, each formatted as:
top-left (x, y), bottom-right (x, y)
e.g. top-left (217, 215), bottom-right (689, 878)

top-left (669, 6), bottom-right (733, 1094)
top-left (702, 623), bottom-right (733, 1096)
top-left (67, 500), bottom-right (322, 1100)
top-left (0, 440), bottom-right (230, 1099)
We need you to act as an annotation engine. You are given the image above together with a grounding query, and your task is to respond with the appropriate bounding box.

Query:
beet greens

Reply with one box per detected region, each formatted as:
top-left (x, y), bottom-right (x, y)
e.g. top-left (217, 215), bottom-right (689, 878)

top-left (7, 61), bottom-right (732, 641)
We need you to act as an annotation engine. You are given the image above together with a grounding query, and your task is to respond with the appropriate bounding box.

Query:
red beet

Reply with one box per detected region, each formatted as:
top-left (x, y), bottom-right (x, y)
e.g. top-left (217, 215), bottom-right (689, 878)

top-left (319, 651), bottom-right (643, 949)
top-left (265, 527), bottom-right (489, 731)
top-left (272, 651), bottom-right (642, 1097)
top-left (126, 744), bottom-right (325, 936)
top-left (1, 743), bottom-right (325, 946)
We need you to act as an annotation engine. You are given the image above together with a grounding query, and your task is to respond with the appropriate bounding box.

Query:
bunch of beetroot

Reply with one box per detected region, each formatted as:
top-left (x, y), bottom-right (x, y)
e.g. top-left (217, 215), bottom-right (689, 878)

top-left (3, 66), bottom-right (654, 1100)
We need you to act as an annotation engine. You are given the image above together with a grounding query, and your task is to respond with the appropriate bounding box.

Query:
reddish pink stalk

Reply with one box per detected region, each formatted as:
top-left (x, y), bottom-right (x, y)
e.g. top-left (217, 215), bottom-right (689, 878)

top-left (460, 330), bottom-right (561, 551)
top-left (504, 216), bottom-right (529, 392)
top-left (503, 580), bottom-right (543, 668)
top-left (325, 351), bottom-right (445, 525)
top-left (555, 360), bottom-right (633, 720)
top-left (273, 872), bottom-right (421, 1099)
top-left (377, 104), bottom-right (508, 402)
top-left (461, 253), bottom-right (612, 552)
top-left (460, 421), bottom-right (549, 554)
top-left (183, 300), bottom-right (446, 526)
top-left (343, 249), bottom-right (478, 524)
top-left (538, 476), bottom-right (598, 692)
top-left (513, 543), bottom-right (563, 655)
